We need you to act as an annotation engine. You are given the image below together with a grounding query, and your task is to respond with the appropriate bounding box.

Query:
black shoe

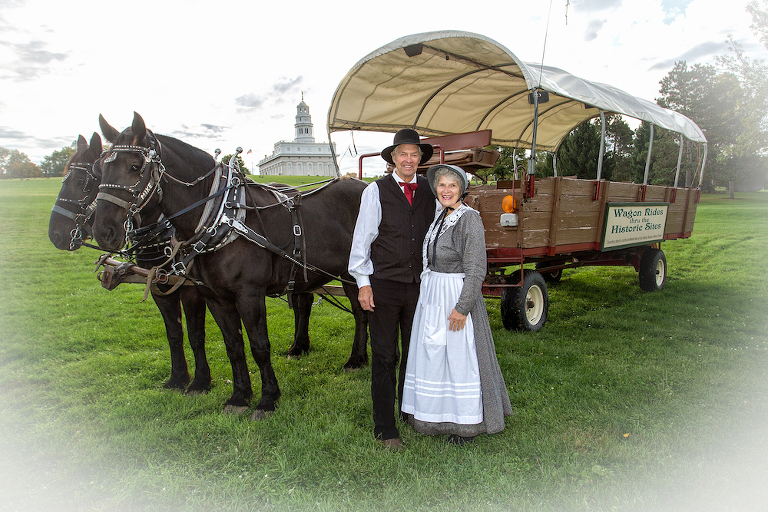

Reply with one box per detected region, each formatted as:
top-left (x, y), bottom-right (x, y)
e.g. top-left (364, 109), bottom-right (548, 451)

top-left (447, 434), bottom-right (474, 446)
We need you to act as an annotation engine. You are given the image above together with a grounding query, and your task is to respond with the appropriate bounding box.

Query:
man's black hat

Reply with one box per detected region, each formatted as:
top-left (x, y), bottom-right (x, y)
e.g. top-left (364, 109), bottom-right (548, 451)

top-left (381, 128), bottom-right (434, 166)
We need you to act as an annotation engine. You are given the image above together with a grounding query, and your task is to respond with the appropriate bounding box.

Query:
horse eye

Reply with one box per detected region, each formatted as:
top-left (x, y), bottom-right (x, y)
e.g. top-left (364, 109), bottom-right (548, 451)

top-left (131, 164), bottom-right (141, 172)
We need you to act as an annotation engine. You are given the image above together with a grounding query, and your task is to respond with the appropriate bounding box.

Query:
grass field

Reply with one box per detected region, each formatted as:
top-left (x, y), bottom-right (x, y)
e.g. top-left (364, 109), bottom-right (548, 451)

top-left (1, 177), bottom-right (767, 511)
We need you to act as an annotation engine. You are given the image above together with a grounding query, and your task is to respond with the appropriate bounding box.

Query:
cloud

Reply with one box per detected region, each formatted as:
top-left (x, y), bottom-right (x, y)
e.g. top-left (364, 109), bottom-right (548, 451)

top-left (271, 76), bottom-right (303, 94)
top-left (171, 123), bottom-right (229, 140)
top-left (585, 19), bottom-right (607, 41)
top-left (235, 93), bottom-right (266, 109)
top-left (235, 76), bottom-right (304, 110)
top-left (647, 40), bottom-right (729, 71)
top-left (0, 126), bottom-right (34, 142)
top-left (0, 39), bottom-right (68, 81)
top-left (0, 125), bottom-right (74, 156)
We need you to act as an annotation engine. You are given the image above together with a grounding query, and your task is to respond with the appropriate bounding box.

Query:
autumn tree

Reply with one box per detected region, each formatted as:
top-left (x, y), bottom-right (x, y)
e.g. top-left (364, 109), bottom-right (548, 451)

top-left (0, 148), bottom-right (40, 179)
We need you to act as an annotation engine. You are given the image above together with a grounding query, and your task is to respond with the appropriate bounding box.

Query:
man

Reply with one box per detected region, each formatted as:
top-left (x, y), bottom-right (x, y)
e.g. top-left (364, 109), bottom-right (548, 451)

top-left (349, 128), bottom-right (437, 449)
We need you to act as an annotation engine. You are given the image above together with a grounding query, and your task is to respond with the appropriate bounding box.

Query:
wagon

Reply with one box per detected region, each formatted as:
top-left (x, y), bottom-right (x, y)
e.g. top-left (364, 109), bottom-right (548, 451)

top-left (327, 31), bottom-right (707, 331)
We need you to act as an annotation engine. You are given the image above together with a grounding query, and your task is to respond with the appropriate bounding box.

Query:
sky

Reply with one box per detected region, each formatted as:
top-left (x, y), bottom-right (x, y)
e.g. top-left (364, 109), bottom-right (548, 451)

top-left (1, 0), bottom-right (767, 177)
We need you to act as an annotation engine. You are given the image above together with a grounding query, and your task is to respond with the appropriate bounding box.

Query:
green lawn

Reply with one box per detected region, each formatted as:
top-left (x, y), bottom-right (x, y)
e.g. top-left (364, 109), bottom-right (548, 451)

top-left (1, 178), bottom-right (766, 511)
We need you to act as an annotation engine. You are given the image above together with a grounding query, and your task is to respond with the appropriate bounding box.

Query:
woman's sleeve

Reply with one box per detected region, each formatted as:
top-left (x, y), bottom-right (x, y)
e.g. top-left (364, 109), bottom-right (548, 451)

top-left (453, 211), bottom-right (487, 316)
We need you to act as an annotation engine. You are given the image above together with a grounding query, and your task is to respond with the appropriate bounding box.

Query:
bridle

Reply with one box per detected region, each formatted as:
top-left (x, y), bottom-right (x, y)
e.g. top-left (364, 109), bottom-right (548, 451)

top-left (96, 130), bottom-right (166, 244)
top-left (51, 160), bottom-right (100, 250)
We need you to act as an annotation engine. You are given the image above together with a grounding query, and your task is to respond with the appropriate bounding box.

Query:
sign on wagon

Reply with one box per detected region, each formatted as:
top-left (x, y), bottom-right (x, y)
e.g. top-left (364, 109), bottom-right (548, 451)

top-left (601, 203), bottom-right (669, 251)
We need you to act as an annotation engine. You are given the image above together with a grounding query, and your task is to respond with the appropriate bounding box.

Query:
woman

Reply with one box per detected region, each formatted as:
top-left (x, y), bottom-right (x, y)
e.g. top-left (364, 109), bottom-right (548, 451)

top-left (401, 164), bottom-right (513, 445)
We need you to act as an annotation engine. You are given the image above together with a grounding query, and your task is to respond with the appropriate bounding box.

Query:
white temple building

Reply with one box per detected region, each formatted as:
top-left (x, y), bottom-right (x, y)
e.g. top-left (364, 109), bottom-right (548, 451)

top-left (257, 98), bottom-right (337, 176)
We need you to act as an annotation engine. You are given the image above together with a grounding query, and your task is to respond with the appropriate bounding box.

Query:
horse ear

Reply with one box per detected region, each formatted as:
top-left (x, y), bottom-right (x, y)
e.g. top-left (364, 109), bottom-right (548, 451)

top-left (99, 114), bottom-right (120, 143)
top-left (77, 134), bottom-right (88, 152)
top-left (131, 112), bottom-right (147, 145)
top-left (88, 132), bottom-right (102, 159)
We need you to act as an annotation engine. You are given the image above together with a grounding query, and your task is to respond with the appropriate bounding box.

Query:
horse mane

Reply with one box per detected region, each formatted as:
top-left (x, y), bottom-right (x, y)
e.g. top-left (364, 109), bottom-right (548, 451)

top-left (154, 133), bottom-right (216, 175)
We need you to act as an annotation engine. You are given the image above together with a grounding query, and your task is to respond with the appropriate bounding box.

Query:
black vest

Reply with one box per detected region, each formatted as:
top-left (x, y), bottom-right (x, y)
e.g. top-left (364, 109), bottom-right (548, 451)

top-left (371, 174), bottom-right (435, 283)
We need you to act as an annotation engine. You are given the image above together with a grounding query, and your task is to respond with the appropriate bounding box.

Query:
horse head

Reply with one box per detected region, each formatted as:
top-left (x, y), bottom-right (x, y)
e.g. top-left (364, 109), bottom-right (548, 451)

top-left (48, 132), bottom-right (103, 250)
top-left (93, 112), bottom-right (165, 252)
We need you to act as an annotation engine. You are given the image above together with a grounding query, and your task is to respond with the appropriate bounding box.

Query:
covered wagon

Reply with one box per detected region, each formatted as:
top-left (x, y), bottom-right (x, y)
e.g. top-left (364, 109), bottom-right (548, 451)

top-left (327, 31), bottom-right (707, 331)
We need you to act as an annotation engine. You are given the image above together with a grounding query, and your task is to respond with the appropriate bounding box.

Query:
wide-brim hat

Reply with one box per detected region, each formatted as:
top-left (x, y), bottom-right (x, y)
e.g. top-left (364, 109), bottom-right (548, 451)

top-left (426, 164), bottom-right (469, 198)
top-left (381, 128), bottom-right (434, 166)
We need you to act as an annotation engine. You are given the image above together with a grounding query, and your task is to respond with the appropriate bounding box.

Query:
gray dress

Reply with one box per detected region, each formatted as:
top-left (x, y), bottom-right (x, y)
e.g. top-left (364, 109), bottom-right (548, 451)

top-left (405, 207), bottom-right (513, 436)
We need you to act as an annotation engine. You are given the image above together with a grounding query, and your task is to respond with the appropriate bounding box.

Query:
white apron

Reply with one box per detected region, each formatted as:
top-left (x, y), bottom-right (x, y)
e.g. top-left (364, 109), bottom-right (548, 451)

top-left (401, 269), bottom-right (482, 424)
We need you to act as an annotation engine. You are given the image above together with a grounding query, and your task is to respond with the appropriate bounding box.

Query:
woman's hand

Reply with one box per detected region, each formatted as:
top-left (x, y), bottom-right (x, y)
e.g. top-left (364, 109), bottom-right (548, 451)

top-left (448, 309), bottom-right (467, 332)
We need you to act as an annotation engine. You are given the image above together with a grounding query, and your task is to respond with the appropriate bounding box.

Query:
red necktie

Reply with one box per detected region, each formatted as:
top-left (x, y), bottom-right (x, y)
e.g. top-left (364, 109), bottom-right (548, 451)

top-left (400, 181), bottom-right (418, 205)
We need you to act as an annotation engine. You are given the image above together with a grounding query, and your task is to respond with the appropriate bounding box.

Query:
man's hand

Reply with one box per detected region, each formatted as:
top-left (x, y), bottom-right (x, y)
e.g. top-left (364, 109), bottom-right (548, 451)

top-left (358, 285), bottom-right (375, 312)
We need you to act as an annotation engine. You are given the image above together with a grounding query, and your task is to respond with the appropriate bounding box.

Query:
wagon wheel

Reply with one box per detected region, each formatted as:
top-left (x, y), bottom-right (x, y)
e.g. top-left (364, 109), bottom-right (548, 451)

top-left (535, 261), bottom-right (563, 283)
top-left (500, 270), bottom-right (548, 331)
top-left (638, 248), bottom-right (667, 292)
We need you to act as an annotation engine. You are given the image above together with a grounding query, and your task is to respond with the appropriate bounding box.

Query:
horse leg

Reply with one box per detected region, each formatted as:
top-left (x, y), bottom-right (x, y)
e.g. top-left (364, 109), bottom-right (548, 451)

top-left (204, 297), bottom-right (253, 413)
top-left (286, 292), bottom-right (313, 358)
top-left (180, 286), bottom-right (211, 394)
top-left (342, 278), bottom-right (369, 370)
top-left (151, 292), bottom-right (190, 389)
top-left (237, 292), bottom-right (280, 420)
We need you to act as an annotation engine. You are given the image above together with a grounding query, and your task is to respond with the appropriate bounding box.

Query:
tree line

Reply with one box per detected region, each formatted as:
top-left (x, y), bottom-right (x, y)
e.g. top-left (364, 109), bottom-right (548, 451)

top-left (483, 1), bottom-right (768, 193)
top-left (0, 143), bottom-right (249, 180)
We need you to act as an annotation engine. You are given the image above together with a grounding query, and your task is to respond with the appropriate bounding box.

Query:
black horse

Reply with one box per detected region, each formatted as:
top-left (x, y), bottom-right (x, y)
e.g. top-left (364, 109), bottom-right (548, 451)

top-left (92, 113), bottom-right (369, 417)
top-left (48, 132), bottom-right (212, 393)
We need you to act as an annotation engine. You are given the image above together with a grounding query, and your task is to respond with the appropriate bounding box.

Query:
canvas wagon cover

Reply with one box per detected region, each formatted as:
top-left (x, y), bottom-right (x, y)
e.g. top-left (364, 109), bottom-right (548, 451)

top-left (327, 30), bottom-right (707, 151)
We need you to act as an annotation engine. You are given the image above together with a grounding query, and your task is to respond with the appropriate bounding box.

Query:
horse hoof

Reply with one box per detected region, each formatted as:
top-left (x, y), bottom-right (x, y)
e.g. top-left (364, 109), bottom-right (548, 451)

top-left (343, 366), bottom-right (361, 373)
top-left (223, 404), bottom-right (249, 415)
top-left (163, 378), bottom-right (190, 390)
top-left (286, 353), bottom-right (302, 360)
top-left (251, 409), bottom-right (274, 421)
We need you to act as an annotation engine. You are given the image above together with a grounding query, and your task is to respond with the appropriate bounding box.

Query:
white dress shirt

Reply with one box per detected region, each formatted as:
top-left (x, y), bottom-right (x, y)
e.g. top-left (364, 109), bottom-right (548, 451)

top-left (348, 174), bottom-right (439, 288)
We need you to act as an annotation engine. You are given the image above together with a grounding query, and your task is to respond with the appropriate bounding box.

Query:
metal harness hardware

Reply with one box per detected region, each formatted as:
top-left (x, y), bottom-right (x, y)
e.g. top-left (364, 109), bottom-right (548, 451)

top-left (52, 160), bottom-right (100, 250)
top-left (96, 132), bottom-right (166, 247)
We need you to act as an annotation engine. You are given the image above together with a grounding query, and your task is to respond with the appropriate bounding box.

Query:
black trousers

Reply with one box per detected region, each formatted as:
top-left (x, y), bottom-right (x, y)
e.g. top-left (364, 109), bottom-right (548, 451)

top-left (368, 276), bottom-right (420, 440)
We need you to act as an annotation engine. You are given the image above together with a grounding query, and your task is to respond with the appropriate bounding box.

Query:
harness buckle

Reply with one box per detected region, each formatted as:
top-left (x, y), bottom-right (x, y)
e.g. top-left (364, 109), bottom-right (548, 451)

top-left (171, 260), bottom-right (187, 275)
top-left (191, 240), bottom-right (207, 254)
top-left (293, 225), bottom-right (302, 236)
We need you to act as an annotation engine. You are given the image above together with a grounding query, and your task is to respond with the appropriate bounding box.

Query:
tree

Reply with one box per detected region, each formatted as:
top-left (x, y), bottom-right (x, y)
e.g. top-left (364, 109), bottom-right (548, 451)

top-left (40, 144), bottom-right (77, 178)
top-left (606, 114), bottom-right (634, 182)
top-left (484, 146), bottom-right (526, 182)
top-left (553, 119), bottom-right (613, 180)
top-left (7, 161), bottom-right (42, 179)
top-left (0, 148), bottom-right (39, 179)
top-left (634, 125), bottom-right (693, 186)
top-left (717, 1), bottom-right (768, 158)
top-left (656, 61), bottom-right (759, 192)
top-left (221, 154), bottom-right (249, 174)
